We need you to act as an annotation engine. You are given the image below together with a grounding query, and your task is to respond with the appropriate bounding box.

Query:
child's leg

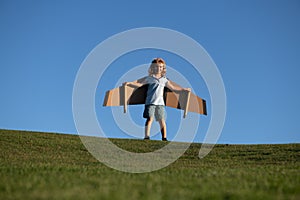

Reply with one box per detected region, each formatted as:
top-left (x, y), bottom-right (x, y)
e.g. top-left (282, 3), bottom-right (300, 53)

top-left (145, 117), bottom-right (153, 139)
top-left (158, 119), bottom-right (167, 140)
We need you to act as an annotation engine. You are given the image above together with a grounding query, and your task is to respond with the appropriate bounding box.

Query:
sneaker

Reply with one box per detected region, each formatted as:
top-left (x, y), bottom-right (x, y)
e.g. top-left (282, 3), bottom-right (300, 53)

top-left (162, 138), bottom-right (168, 141)
top-left (144, 136), bottom-right (150, 140)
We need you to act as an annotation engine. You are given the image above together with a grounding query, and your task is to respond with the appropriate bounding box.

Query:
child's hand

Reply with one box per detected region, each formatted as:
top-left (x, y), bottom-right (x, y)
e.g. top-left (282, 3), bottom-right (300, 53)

top-left (184, 88), bottom-right (191, 92)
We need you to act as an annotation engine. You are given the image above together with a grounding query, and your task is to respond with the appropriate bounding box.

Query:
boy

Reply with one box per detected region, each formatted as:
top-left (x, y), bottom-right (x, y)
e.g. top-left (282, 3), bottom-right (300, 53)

top-left (125, 58), bottom-right (190, 141)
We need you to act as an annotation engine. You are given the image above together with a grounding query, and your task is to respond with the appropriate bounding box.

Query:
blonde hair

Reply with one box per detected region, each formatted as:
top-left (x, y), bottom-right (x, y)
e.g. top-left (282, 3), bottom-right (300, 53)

top-left (148, 58), bottom-right (167, 76)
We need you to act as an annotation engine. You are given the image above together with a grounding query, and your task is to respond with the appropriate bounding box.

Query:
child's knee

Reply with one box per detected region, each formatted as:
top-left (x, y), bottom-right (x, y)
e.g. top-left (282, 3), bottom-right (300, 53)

top-left (145, 117), bottom-right (153, 126)
top-left (158, 119), bottom-right (166, 127)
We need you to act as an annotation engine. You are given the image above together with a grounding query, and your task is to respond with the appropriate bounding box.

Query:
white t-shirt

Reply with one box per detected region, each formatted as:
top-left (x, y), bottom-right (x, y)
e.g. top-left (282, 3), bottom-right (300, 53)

top-left (143, 75), bottom-right (169, 105)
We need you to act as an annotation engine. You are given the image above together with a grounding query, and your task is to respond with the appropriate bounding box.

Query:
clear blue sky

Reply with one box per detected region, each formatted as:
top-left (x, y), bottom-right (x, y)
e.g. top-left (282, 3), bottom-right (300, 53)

top-left (1, 0), bottom-right (299, 144)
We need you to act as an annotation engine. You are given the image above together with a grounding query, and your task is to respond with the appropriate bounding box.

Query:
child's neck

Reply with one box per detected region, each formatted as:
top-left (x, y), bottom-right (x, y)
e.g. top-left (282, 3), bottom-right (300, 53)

top-left (153, 73), bottom-right (162, 78)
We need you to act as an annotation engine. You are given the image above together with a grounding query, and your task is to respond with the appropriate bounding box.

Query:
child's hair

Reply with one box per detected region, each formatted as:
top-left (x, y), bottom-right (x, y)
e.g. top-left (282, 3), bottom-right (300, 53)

top-left (148, 58), bottom-right (167, 76)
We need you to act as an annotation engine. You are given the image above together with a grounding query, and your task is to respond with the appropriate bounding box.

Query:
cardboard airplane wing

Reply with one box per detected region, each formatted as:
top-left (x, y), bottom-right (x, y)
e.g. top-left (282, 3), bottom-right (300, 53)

top-left (103, 77), bottom-right (207, 118)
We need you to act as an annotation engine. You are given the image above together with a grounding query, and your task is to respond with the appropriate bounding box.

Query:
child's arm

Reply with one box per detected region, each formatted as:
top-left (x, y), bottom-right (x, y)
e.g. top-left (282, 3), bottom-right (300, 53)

top-left (123, 81), bottom-right (144, 88)
top-left (166, 81), bottom-right (191, 92)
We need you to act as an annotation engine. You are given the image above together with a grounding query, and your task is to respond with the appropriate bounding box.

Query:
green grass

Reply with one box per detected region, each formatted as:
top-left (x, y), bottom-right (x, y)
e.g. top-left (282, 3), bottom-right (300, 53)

top-left (0, 129), bottom-right (299, 200)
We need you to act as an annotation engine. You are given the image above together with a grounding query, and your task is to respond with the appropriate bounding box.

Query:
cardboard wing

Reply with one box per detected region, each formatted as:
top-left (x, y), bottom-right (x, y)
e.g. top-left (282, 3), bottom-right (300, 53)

top-left (103, 77), bottom-right (207, 118)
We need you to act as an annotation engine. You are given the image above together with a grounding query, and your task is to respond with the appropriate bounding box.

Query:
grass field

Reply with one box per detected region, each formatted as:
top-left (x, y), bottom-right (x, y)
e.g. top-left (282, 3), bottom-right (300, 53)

top-left (0, 129), bottom-right (299, 200)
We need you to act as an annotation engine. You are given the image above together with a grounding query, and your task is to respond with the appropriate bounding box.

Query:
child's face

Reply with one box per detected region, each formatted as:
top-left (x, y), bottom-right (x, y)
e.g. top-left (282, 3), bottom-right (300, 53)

top-left (153, 63), bottom-right (164, 75)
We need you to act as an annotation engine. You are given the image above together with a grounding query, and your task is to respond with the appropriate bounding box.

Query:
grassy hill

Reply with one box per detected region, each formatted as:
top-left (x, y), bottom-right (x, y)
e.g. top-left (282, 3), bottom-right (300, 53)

top-left (0, 129), bottom-right (299, 200)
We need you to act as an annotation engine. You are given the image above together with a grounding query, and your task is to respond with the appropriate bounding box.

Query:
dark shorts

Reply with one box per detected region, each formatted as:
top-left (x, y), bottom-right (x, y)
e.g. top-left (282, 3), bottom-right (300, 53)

top-left (143, 105), bottom-right (165, 121)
